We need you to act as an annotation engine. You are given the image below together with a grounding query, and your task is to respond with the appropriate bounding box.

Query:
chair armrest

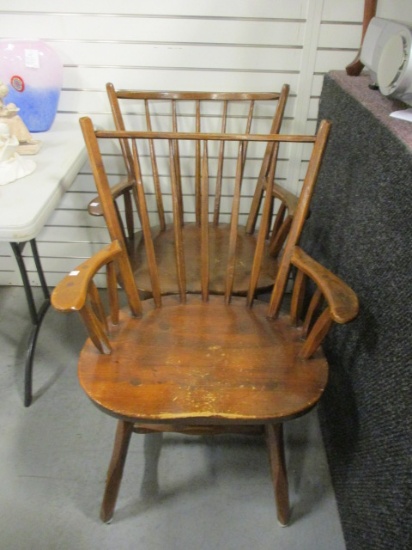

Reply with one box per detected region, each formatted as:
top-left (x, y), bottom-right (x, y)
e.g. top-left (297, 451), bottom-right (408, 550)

top-left (291, 246), bottom-right (359, 324)
top-left (51, 241), bottom-right (122, 313)
top-left (272, 182), bottom-right (298, 216)
top-left (88, 177), bottom-right (134, 216)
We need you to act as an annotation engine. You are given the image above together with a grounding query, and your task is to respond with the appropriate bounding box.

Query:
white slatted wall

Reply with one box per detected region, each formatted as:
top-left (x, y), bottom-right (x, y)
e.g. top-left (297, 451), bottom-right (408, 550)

top-left (0, 0), bottom-right (407, 286)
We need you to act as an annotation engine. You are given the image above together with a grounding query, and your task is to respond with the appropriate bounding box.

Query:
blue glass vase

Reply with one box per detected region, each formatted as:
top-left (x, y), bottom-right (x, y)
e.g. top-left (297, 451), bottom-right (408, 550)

top-left (0, 39), bottom-right (63, 132)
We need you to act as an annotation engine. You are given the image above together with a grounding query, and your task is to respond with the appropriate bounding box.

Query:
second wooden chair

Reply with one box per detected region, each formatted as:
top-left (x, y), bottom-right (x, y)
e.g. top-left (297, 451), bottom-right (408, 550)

top-left (88, 83), bottom-right (292, 296)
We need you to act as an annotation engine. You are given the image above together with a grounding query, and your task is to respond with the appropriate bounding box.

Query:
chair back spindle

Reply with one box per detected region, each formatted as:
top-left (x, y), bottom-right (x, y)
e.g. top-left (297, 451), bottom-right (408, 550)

top-left (200, 141), bottom-right (210, 301)
top-left (131, 139), bottom-right (163, 308)
top-left (246, 142), bottom-right (277, 306)
top-left (168, 138), bottom-right (187, 301)
top-left (144, 99), bottom-right (166, 231)
top-left (213, 100), bottom-right (228, 226)
top-left (224, 140), bottom-right (245, 304)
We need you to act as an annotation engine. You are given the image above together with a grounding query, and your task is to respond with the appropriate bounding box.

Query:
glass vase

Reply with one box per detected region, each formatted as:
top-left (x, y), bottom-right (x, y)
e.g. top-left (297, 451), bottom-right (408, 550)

top-left (0, 39), bottom-right (63, 132)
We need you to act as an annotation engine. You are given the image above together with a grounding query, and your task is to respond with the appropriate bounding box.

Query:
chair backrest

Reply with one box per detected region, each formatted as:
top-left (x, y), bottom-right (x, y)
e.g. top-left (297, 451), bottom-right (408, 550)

top-left (103, 83), bottom-right (289, 235)
top-left (54, 117), bottom-right (359, 360)
top-left (80, 116), bottom-right (329, 300)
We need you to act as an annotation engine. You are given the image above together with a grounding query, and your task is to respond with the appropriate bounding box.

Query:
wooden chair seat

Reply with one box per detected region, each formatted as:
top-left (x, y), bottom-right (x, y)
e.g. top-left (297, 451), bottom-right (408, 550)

top-left (79, 294), bottom-right (328, 424)
top-left (125, 223), bottom-right (278, 296)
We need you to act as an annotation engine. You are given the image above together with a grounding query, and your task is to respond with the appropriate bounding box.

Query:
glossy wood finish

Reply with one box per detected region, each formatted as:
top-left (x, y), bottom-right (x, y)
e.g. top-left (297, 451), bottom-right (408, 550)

top-left (88, 83), bottom-right (290, 295)
top-left (51, 119), bottom-right (359, 527)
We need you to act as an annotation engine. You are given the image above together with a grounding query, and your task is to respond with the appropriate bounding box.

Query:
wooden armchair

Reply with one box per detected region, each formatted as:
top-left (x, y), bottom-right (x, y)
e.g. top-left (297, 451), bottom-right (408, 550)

top-left (88, 83), bottom-right (291, 295)
top-left (52, 118), bottom-right (359, 528)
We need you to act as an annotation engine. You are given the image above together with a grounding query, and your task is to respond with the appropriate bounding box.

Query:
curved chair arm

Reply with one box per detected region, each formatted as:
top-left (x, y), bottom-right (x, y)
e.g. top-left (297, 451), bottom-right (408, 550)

top-left (87, 179), bottom-right (134, 216)
top-left (51, 241), bottom-right (122, 312)
top-left (289, 246), bottom-right (359, 360)
top-left (88, 177), bottom-right (135, 216)
top-left (88, 175), bottom-right (137, 244)
top-left (51, 241), bottom-right (124, 354)
top-left (272, 182), bottom-right (298, 217)
top-left (291, 246), bottom-right (359, 324)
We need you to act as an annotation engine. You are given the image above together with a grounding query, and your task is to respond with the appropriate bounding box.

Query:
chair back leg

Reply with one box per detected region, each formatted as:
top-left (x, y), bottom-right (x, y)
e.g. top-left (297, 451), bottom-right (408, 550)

top-left (265, 424), bottom-right (290, 526)
top-left (100, 420), bottom-right (134, 523)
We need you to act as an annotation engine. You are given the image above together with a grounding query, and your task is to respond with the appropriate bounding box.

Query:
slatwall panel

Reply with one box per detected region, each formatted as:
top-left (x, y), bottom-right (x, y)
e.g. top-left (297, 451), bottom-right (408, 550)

top-left (0, 0), bottom-right (391, 286)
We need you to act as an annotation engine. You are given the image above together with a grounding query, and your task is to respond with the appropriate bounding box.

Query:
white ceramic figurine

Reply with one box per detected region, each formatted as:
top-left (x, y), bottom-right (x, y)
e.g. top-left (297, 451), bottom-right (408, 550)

top-left (0, 80), bottom-right (41, 152)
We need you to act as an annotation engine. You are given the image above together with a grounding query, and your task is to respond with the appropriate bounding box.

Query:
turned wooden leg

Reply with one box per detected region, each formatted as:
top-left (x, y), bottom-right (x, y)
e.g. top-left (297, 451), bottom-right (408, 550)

top-left (100, 420), bottom-right (134, 523)
top-left (265, 423), bottom-right (290, 526)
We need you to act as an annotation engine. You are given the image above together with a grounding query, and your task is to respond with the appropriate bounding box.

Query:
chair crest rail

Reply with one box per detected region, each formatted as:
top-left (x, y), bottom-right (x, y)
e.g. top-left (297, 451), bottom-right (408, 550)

top-left (94, 129), bottom-right (317, 143)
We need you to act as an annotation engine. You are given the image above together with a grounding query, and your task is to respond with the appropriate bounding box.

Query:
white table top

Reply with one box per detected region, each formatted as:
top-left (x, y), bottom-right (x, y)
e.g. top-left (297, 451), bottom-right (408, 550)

top-left (0, 116), bottom-right (87, 242)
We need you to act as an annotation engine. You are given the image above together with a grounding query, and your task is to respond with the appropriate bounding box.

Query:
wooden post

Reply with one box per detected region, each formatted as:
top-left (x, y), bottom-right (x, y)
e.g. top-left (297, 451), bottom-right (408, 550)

top-left (346, 0), bottom-right (378, 76)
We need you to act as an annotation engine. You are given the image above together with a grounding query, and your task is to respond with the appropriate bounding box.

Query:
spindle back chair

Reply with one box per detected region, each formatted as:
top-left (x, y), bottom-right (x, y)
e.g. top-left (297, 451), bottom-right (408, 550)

top-left (88, 83), bottom-right (291, 295)
top-left (52, 118), bottom-right (359, 529)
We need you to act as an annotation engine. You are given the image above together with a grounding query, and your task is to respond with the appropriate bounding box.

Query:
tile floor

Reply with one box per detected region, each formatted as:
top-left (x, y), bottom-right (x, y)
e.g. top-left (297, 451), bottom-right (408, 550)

top-left (0, 285), bottom-right (346, 550)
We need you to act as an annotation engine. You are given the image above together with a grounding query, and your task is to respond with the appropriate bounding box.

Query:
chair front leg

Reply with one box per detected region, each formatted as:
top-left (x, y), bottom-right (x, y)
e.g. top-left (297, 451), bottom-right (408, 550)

top-left (100, 419), bottom-right (134, 523)
top-left (265, 423), bottom-right (290, 526)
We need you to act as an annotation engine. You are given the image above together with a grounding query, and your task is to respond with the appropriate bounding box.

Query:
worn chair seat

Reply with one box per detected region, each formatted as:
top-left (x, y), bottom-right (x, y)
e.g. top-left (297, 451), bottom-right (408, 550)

top-left (126, 224), bottom-right (278, 296)
top-left (79, 294), bottom-right (328, 424)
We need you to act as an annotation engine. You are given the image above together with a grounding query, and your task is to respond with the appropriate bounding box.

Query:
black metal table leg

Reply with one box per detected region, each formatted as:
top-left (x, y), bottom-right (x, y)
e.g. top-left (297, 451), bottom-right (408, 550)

top-left (10, 239), bottom-right (51, 407)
